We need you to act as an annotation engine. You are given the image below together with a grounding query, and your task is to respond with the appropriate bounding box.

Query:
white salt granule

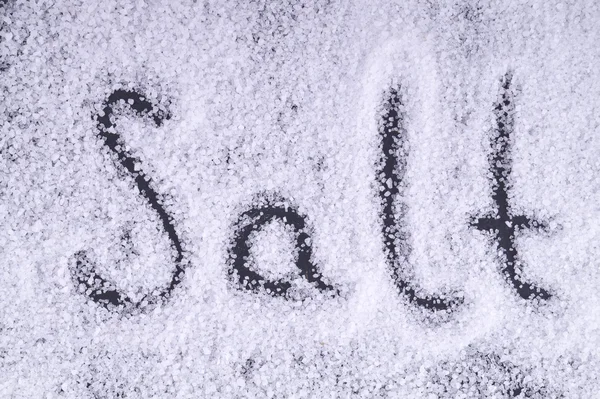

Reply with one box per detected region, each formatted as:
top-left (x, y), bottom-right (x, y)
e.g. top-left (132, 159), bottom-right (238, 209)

top-left (1, 0), bottom-right (600, 397)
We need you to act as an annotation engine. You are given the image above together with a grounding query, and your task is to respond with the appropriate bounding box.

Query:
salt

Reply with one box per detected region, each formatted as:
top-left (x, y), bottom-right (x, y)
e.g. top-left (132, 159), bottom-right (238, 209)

top-left (1, 0), bottom-right (599, 397)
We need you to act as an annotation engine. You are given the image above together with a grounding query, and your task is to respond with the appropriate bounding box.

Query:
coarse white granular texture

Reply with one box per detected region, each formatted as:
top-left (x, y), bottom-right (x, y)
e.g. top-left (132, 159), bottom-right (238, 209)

top-left (1, 0), bottom-right (599, 397)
